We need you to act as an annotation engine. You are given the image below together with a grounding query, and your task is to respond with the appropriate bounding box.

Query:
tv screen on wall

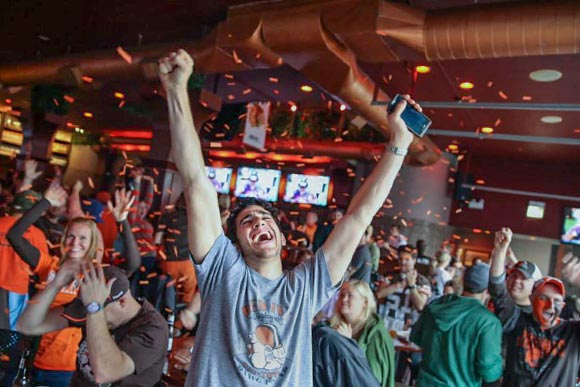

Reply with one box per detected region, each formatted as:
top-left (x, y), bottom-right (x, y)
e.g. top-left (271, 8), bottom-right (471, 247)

top-left (234, 167), bottom-right (281, 202)
top-left (283, 173), bottom-right (330, 206)
top-left (205, 166), bottom-right (233, 194)
top-left (562, 207), bottom-right (580, 245)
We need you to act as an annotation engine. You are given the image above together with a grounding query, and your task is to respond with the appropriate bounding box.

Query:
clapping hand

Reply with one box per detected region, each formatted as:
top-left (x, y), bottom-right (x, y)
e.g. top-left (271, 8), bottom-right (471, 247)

top-left (107, 189), bottom-right (135, 223)
top-left (44, 184), bottom-right (68, 208)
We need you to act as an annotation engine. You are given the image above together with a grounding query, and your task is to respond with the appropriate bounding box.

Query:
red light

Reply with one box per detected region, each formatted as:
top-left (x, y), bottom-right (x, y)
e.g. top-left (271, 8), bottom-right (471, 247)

top-left (104, 130), bottom-right (153, 139)
top-left (4, 99), bottom-right (12, 104)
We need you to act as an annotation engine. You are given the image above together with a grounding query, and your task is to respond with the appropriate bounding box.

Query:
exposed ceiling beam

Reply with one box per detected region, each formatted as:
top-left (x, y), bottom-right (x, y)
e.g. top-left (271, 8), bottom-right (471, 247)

top-left (429, 130), bottom-right (580, 145)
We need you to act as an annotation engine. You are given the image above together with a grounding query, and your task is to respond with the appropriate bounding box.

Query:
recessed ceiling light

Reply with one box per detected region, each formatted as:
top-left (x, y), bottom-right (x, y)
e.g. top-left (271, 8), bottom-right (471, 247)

top-left (540, 115), bottom-right (562, 124)
top-left (481, 127), bottom-right (494, 134)
top-left (415, 65), bottom-right (431, 74)
top-left (529, 69), bottom-right (562, 82)
top-left (300, 85), bottom-right (313, 93)
top-left (459, 82), bottom-right (474, 90)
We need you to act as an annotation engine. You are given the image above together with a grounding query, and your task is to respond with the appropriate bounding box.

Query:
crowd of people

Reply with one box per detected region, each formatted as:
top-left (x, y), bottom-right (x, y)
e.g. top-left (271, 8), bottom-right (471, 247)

top-left (0, 48), bottom-right (577, 387)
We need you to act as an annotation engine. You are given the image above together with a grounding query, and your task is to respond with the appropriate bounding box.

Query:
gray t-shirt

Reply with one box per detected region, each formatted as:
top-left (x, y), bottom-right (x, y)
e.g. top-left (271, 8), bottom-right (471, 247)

top-left (185, 233), bottom-right (338, 386)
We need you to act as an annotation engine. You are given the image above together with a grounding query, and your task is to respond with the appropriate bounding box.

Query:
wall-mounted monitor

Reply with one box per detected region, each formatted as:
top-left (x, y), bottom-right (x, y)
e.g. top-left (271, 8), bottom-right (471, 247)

top-left (283, 173), bottom-right (330, 206)
top-left (234, 167), bottom-right (281, 202)
top-left (205, 166), bottom-right (233, 194)
top-left (562, 207), bottom-right (580, 245)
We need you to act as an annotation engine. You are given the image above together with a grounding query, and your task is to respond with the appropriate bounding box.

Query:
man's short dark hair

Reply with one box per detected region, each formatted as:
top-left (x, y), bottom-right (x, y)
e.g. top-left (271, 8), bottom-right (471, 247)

top-left (226, 197), bottom-right (280, 245)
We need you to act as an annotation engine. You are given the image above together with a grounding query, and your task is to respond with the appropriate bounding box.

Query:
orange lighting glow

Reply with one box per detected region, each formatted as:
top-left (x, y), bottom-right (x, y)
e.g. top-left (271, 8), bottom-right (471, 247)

top-left (114, 92), bottom-right (125, 99)
top-left (481, 127), bottom-right (494, 134)
top-left (208, 150), bottom-right (332, 164)
top-left (300, 85), bottom-right (313, 93)
top-left (110, 144), bottom-right (151, 152)
top-left (415, 65), bottom-right (431, 74)
top-left (447, 144), bottom-right (459, 151)
top-left (83, 112), bottom-right (93, 118)
top-left (459, 82), bottom-right (474, 90)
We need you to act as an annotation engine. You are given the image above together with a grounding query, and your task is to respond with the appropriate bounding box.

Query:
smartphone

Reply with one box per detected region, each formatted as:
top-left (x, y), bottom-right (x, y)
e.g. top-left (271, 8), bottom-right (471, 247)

top-left (387, 94), bottom-right (432, 137)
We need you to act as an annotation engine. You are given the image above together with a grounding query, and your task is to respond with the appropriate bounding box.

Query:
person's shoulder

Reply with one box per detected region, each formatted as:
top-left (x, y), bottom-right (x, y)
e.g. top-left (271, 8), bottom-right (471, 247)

top-left (137, 301), bottom-right (170, 329)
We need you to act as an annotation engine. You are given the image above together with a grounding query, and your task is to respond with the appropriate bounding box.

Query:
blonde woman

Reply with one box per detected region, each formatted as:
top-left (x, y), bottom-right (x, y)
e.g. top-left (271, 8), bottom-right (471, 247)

top-left (329, 280), bottom-right (396, 387)
top-left (8, 185), bottom-right (139, 386)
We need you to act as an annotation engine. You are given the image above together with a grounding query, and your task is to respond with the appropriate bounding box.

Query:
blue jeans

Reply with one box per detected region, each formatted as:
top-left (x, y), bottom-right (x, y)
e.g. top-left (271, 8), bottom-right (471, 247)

top-left (32, 369), bottom-right (73, 387)
top-left (8, 292), bottom-right (28, 330)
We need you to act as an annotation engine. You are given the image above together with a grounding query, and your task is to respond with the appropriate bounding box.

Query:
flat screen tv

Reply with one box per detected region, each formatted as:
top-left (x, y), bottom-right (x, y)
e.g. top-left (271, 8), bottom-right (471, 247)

top-left (283, 173), bottom-right (330, 206)
top-left (234, 167), bottom-right (281, 202)
top-left (205, 166), bottom-right (233, 194)
top-left (561, 207), bottom-right (580, 245)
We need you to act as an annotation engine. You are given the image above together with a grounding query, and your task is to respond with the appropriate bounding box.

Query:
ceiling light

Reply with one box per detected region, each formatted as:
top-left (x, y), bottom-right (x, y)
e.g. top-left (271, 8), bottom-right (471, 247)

top-left (529, 69), bottom-right (562, 82)
top-left (290, 105), bottom-right (297, 112)
top-left (459, 82), bottom-right (474, 90)
top-left (300, 85), bottom-right (313, 93)
top-left (540, 115), bottom-right (562, 124)
top-left (481, 127), bottom-right (494, 134)
top-left (415, 65), bottom-right (431, 74)
top-left (339, 104), bottom-right (346, 111)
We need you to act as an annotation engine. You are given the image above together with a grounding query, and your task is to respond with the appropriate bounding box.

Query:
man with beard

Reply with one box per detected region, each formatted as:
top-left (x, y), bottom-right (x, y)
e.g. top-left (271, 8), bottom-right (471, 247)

top-left (489, 227), bottom-right (541, 318)
top-left (158, 49), bottom-right (421, 386)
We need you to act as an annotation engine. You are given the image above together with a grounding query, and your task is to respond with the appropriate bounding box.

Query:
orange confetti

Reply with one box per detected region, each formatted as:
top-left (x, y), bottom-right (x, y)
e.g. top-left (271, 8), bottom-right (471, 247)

top-left (242, 88), bottom-right (252, 95)
top-left (116, 46), bottom-right (133, 64)
top-left (498, 91), bottom-right (508, 99)
top-left (268, 77), bottom-right (279, 83)
top-left (232, 50), bottom-right (242, 64)
top-left (64, 95), bottom-right (75, 103)
top-left (494, 118), bottom-right (501, 127)
top-left (87, 176), bottom-right (95, 189)
top-left (81, 75), bottom-right (94, 84)
top-left (224, 74), bottom-right (234, 80)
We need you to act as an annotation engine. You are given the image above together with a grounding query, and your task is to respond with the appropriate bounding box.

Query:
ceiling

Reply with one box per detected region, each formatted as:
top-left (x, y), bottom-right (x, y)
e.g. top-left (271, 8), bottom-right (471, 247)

top-left (0, 0), bottom-right (579, 169)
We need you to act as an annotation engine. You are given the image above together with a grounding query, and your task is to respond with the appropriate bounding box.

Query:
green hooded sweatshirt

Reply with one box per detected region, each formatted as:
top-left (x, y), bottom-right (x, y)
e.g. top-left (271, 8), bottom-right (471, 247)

top-left (357, 313), bottom-right (396, 387)
top-left (410, 294), bottom-right (503, 387)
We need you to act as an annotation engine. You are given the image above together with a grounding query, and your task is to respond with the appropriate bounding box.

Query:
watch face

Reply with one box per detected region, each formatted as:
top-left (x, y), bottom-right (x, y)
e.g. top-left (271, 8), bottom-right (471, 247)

top-left (86, 302), bottom-right (101, 314)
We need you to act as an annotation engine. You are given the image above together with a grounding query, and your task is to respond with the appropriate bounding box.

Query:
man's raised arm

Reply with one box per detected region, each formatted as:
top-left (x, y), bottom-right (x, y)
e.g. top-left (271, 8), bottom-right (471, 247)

top-left (159, 49), bottom-right (222, 263)
top-left (490, 227), bottom-right (512, 278)
top-left (322, 96), bottom-right (416, 284)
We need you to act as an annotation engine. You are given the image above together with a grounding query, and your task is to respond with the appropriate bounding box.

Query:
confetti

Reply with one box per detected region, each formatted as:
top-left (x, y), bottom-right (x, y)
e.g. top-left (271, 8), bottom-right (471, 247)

top-left (268, 77), bottom-right (279, 83)
top-left (232, 50), bottom-right (242, 64)
top-left (116, 46), bottom-right (133, 64)
top-left (88, 176), bottom-right (95, 189)
top-left (498, 91), bottom-right (508, 99)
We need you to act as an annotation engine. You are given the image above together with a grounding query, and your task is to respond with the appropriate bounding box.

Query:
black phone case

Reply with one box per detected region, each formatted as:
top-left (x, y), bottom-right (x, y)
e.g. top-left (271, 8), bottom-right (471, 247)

top-left (387, 94), bottom-right (432, 137)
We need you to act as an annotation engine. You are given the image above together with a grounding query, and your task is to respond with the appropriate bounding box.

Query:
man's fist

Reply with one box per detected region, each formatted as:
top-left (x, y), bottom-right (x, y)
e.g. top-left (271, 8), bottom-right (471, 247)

top-left (494, 227), bottom-right (512, 249)
top-left (159, 49), bottom-right (194, 92)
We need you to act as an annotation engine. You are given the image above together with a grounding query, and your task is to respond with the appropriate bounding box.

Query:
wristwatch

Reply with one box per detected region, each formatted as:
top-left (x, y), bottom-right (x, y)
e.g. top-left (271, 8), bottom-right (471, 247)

top-left (406, 284), bottom-right (417, 291)
top-left (85, 301), bottom-right (103, 315)
top-left (389, 146), bottom-right (408, 156)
